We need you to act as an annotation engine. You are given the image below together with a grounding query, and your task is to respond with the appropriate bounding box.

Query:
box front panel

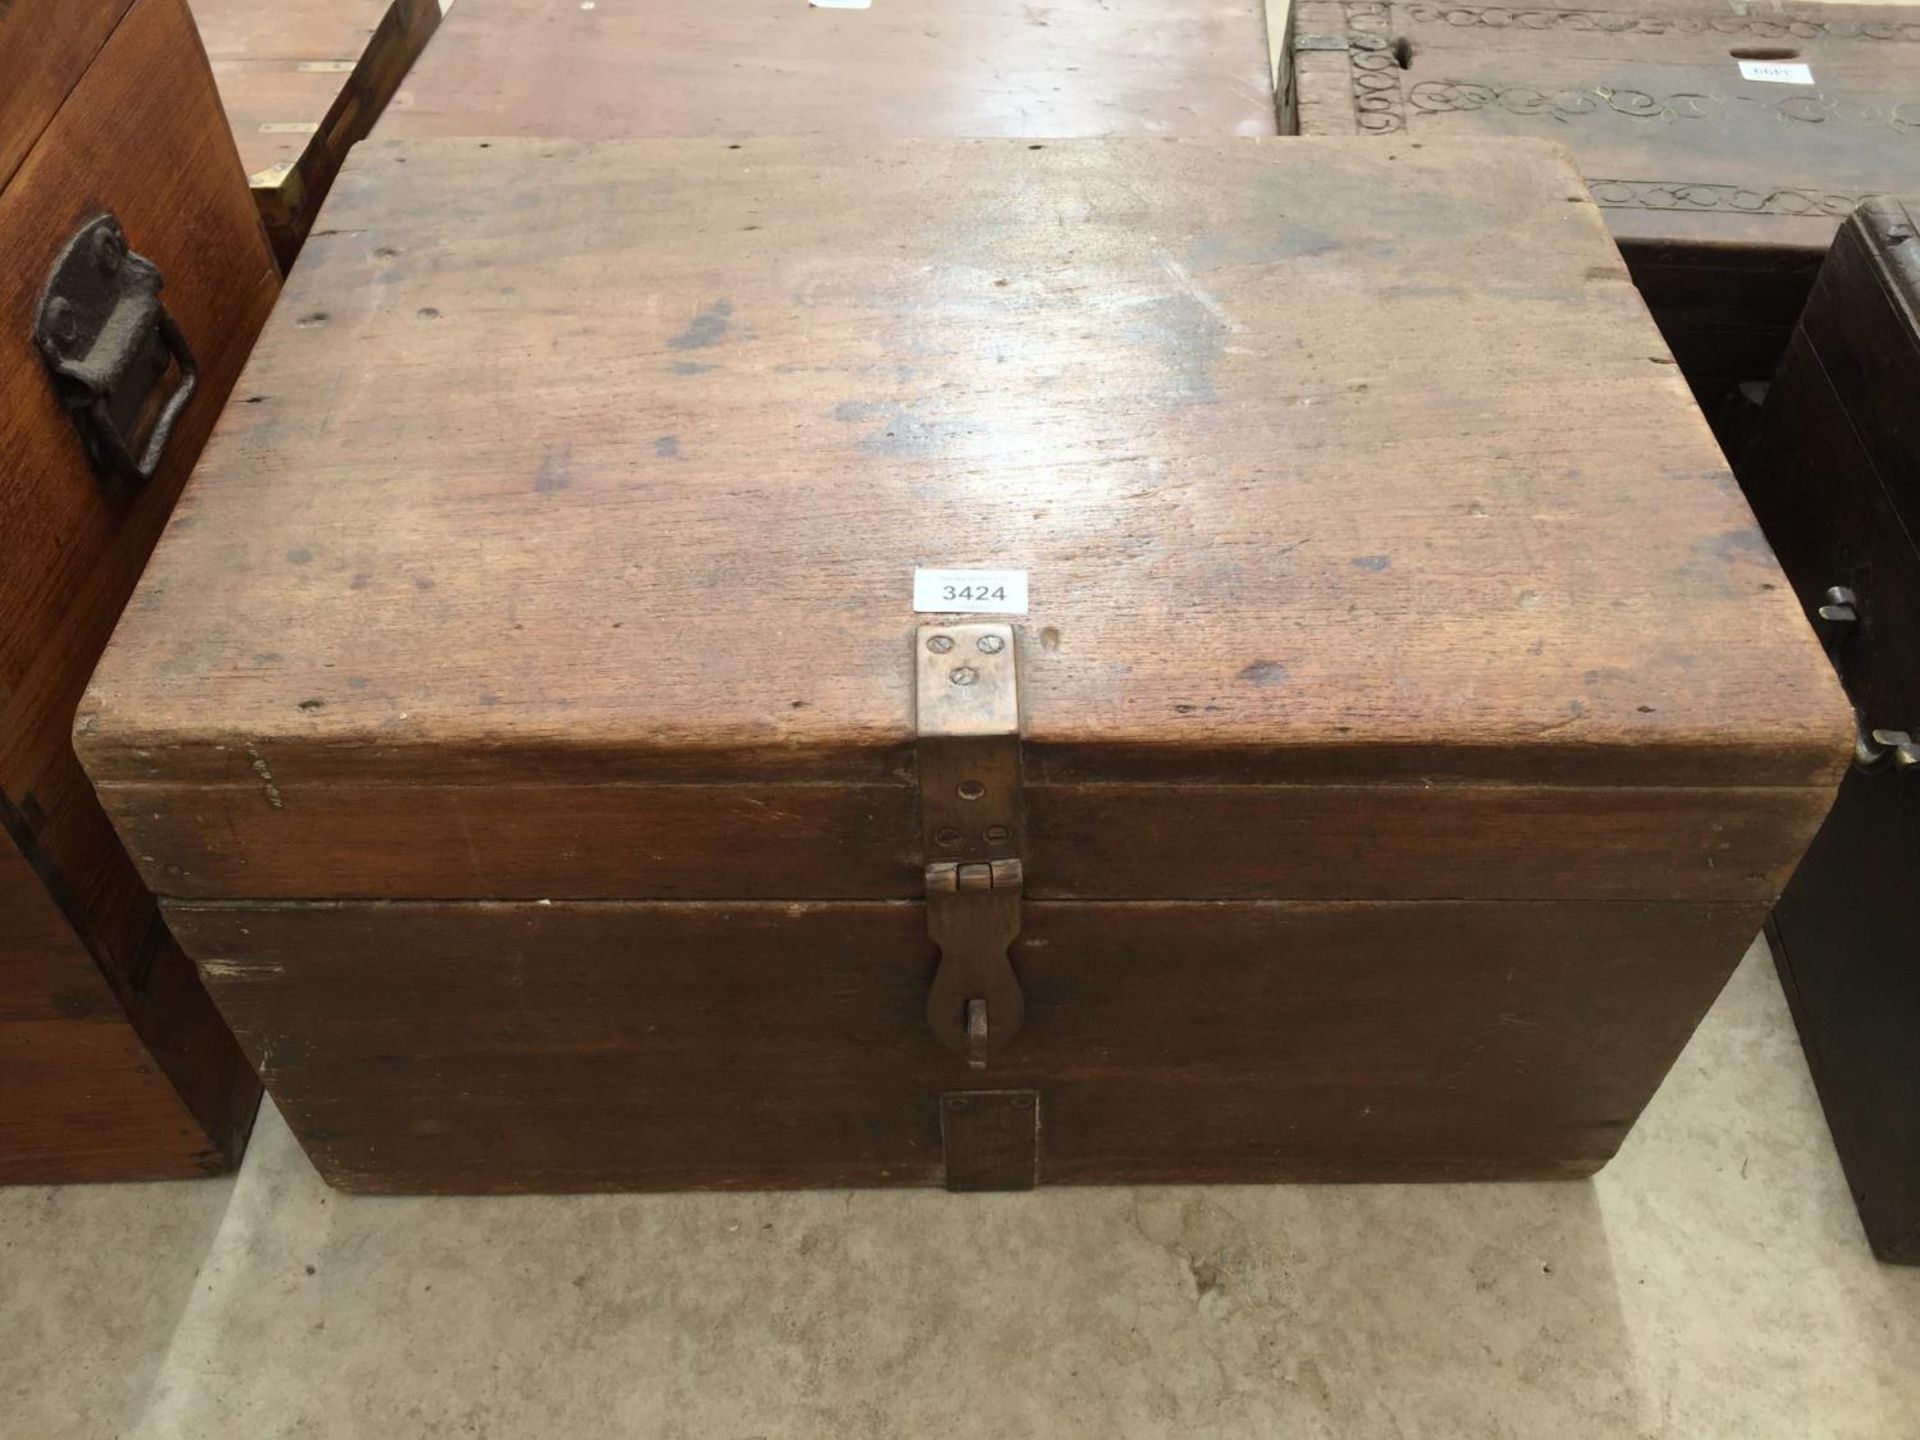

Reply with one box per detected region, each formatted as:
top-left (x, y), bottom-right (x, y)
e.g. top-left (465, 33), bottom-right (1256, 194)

top-left (169, 898), bottom-right (1764, 1192)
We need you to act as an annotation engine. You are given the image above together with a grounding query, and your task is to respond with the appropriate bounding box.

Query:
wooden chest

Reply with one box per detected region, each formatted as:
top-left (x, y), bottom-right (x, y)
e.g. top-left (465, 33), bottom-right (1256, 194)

top-left (376, 0), bottom-right (1278, 140)
top-left (1740, 198), bottom-right (1920, 1263)
top-left (190, 0), bottom-right (443, 268)
top-left (1288, 0), bottom-right (1920, 400)
top-left (79, 137), bottom-right (1849, 1194)
top-left (2, 0), bottom-right (276, 1182)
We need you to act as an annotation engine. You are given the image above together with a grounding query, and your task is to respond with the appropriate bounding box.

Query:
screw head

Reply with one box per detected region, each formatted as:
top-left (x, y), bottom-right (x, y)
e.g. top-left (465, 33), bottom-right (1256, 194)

top-left (950, 666), bottom-right (978, 686)
top-left (934, 826), bottom-right (962, 848)
top-left (983, 824), bottom-right (1010, 844)
top-left (927, 634), bottom-right (954, 654)
top-left (957, 779), bottom-right (986, 801)
top-left (976, 634), bottom-right (1005, 655)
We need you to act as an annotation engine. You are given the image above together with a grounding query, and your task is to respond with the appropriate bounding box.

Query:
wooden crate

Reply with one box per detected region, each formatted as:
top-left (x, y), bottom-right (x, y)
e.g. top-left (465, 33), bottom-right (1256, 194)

top-left (78, 136), bottom-right (1847, 1193)
top-left (191, 0), bottom-right (443, 266)
top-left (1, 0), bottom-right (275, 1182)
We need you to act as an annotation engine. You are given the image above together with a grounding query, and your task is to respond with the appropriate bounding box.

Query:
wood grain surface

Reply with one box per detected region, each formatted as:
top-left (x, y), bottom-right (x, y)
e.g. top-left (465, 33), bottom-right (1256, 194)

top-left (378, 0), bottom-right (1277, 141)
top-left (1289, 0), bottom-right (1920, 381)
top-left (96, 778), bottom-right (1832, 903)
top-left (0, 0), bottom-right (270, 1181)
top-left (0, 0), bottom-right (135, 193)
top-left (168, 896), bottom-right (1767, 1191)
top-left (80, 139), bottom-right (1847, 821)
top-left (191, 0), bottom-right (441, 264)
top-left (0, 824), bottom-right (227, 1182)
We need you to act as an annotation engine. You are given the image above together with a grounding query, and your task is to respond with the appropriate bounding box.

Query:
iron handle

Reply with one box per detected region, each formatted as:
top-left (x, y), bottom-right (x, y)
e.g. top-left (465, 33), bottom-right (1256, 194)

top-left (34, 213), bottom-right (199, 491)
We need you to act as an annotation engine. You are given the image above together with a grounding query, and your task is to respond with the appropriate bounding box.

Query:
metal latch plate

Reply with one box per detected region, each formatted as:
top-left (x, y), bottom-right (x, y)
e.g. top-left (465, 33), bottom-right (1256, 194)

top-left (941, 1090), bottom-right (1039, 1192)
top-left (916, 622), bottom-right (1027, 1066)
top-left (915, 622), bottom-right (1021, 863)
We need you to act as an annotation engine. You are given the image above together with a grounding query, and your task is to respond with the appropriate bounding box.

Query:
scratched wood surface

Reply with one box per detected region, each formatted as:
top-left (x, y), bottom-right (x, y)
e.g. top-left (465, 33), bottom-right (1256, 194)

top-left (1, 0), bottom-right (270, 1181)
top-left (168, 897), bottom-right (1765, 1191)
top-left (82, 138), bottom-right (1845, 818)
top-left (377, 0), bottom-right (1277, 139)
top-left (1290, 0), bottom-right (1920, 383)
top-left (190, 0), bottom-right (441, 264)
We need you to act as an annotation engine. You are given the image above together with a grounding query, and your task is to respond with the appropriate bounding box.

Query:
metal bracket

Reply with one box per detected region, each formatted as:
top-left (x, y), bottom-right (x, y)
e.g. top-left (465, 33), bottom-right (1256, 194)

top-left (941, 1090), bottom-right (1039, 1192)
top-left (1854, 716), bottom-right (1920, 775)
top-left (1817, 587), bottom-right (1918, 775)
top-left (915, 622), bottom-right (1026, 1067)
top-left (1816, 584), bottom-right (1859, 659)
top-left (34, 212), bottom-right (198, 492)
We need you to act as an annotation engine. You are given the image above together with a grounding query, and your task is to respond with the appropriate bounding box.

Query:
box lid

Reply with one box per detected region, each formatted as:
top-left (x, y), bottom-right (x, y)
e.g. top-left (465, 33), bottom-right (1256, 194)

top-left (78, 137), bottom-right (1850, 901)
top-left (1290, 0), bottom-right (1920, 256)
top-left (376, 0), bottom-right (1277, 142)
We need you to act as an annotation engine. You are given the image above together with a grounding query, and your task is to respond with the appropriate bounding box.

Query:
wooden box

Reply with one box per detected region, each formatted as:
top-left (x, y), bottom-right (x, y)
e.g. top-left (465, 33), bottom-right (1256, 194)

top-left (190, 0), bottom-right (442, 268)
top-left (2, 0), bottom-right (276, 1182)
top-left (79, 136), bottom-right (1848, 1194)
top-left (375, 0), bottom-right (1278, 140)
top-left (1739, 198), bottom-right (1920, 1263)
top-left (1287, 1), bottom-right (1920, 401)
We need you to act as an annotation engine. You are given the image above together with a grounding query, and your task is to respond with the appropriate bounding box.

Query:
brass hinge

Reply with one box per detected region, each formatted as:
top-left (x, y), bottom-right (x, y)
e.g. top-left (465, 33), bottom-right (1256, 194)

top-left (915, 622), bottom-right (1025, 1068)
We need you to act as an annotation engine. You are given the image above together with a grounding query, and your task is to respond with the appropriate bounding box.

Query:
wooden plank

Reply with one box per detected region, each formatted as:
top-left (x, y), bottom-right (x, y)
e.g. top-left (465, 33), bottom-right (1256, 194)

top-left (191, 0), bottom-right (442, 265)
top-left (0, 0), bottom-right (135, 193)
top-left (79, 137), bottom-right (1849, 835)
top-left (0, 0), bottom-right (271, 1182)
top-left (379, 0), bottom-right (1277, 140)
top-left (92, 778), bottom-right (1831, 904)
top-left (166, 896), bottom-right (1766, 1192)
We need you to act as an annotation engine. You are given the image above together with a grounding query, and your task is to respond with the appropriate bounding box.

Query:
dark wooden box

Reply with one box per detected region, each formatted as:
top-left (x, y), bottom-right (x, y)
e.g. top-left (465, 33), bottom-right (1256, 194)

top-left (79, 137), bottom-right (1847, 1194)
top-left (1287, 0), bottom-right (1920, 407)
top-left (374, 0), bottom-right (1279, 140)
top-left (1, 0), bottom-right (276, 1182)
top-left (190, 0), bottom-right (442, 268)
top-left (1739, 198), bottom-right (1920, 1264)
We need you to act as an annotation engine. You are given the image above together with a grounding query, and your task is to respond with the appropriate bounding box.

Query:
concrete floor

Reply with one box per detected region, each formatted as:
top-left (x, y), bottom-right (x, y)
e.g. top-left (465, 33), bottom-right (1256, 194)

top-left (4, 935), bottom-right (1918, 1439)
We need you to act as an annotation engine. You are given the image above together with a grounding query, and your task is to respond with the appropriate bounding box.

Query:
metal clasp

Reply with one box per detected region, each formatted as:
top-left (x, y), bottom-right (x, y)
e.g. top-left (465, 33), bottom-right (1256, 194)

top-left (1816, 584), bottom-right (1859, 658)
top-left (34, 213), bottom-right (198, 491)
top-left (926, 859), bottom-right (1025, 1068)
top-left (915, 622), bottom-right (1026, 1067)
top-left (1854, 715), bottom-right (1920, 775)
